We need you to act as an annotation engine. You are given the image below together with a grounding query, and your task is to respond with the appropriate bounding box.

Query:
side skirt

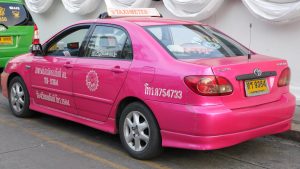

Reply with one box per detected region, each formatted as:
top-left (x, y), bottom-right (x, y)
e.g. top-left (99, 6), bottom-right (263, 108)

top-left (29, 103), bottom-right (117, 134)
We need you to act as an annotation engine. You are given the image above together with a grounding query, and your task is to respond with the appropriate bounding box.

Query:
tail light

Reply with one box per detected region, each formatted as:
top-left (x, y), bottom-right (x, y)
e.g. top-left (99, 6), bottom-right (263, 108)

top-left (184, 75), bottom-right (233, 96)
top-left (33, 24), bottom-right (40, 45)
top-left (278, 67), bottom-right (291, 87)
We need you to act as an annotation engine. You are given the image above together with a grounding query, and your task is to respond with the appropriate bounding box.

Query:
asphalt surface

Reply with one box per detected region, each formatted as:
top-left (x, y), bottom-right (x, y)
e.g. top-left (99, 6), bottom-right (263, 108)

top-left (0, 94), bottom-right (300, 169)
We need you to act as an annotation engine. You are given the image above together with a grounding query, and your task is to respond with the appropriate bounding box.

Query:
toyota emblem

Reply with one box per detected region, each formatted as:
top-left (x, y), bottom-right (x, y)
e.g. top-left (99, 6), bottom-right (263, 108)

top-left (253, 68), bottom-right (262, 77)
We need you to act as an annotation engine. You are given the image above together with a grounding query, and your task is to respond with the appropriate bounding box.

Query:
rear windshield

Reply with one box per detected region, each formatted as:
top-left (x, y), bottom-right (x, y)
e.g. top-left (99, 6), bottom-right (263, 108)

top-left (0, 3), bottom-right (33, 26)
top-left (145, 25), bottom-right (249, 59)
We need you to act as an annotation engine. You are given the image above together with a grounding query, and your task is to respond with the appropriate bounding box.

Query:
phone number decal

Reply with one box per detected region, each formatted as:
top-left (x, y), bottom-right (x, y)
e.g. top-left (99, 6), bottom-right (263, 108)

top-left (144, 83), bottom-right (182, 99)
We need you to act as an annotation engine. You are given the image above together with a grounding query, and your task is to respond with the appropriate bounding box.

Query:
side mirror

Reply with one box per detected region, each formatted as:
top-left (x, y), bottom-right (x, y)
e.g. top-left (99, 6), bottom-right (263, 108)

top-left (30, 24), bottom-right (44, 56)
top-left (30, 44), bottom-right (44, 56)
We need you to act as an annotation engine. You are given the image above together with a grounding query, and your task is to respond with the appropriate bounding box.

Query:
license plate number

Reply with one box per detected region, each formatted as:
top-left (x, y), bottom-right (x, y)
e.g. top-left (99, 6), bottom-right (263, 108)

top-left (245, 78), bottom-right (269, 97)
top-left (0, 36), bottom-right (13, 45)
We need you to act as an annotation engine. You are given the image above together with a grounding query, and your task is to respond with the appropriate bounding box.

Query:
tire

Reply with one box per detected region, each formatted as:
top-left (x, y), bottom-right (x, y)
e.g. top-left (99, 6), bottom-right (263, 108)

top-left (8, 76), bottom-right (34, 118)
top-left (119, 102), bottom-right (162, 159)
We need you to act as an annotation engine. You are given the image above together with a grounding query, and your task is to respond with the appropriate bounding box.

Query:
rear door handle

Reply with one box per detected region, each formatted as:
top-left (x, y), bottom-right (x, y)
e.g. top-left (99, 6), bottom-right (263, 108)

top-left (63, 62), bottom-right (73, 68)
top-left (111, 66), bottom-right (125, 73)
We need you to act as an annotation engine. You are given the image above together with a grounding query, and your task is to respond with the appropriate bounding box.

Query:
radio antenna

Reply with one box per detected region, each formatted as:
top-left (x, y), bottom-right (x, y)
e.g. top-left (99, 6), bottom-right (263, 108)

top-left (248, 23), bottom-right (252, 60)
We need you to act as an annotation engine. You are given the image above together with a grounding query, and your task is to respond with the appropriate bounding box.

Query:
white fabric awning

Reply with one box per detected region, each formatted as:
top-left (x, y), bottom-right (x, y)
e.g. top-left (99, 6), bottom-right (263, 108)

top-left (62, 0), bottom-right (102, 15)
top-left (163, 0), bottom-right (224, 21)
top-left (242, 0), bottom-right (300, 24)
top-left (105, 0), bottom-right (152, 8)
top-left (25, 0), bottom-right (54, 14)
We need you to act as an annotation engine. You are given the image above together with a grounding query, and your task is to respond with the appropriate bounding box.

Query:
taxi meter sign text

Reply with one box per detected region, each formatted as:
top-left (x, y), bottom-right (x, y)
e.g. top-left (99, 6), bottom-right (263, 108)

top-left (108, 8), bottom-right (160, 17)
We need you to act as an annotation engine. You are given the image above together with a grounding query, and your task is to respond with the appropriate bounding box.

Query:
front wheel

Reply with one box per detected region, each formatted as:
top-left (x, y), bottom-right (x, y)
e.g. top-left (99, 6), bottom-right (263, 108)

top-left (8, 76), bottom-right (34, 118)
top-left (119, 102), bottom-right (162, 159)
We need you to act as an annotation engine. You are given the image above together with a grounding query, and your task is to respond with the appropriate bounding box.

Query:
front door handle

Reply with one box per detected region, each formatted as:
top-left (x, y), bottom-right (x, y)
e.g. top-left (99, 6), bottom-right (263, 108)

top-left (63, 62), bottom-right (73, 68)
top-left (111, 66), bottom-right (125, 73)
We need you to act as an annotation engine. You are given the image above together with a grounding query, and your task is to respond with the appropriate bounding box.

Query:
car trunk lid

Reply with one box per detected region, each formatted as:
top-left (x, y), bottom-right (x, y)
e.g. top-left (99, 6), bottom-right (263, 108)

top-left (0, 26), bottom-right (32, 47)
top-left (184, 55), bottom-right (289, 109)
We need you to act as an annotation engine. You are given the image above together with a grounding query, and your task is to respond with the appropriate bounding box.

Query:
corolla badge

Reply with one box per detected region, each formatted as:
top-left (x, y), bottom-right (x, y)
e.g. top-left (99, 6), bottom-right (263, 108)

top-left (253, 68), bottom-right (262, 77)
top-left (86, 70), bottom-right (99, 92)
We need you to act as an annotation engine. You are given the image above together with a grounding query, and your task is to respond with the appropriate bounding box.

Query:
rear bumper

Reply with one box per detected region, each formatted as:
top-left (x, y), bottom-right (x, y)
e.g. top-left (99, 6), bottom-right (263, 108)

top-left (146, 93), bottom-right (295, 150)
top-left (161, 118), bottom-right (291, 150)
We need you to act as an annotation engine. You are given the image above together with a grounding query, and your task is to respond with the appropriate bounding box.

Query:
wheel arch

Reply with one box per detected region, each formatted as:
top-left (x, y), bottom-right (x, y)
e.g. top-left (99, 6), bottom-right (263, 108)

top-left (7, 72), bottom-right (22, 88)
top-left (115, 96), bottom-right (161, 133)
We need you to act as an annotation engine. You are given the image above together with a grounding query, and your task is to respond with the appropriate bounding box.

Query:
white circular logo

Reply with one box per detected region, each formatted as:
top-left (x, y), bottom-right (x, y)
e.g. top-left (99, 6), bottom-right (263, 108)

top-left (86, 70), bottom-right (99, 92)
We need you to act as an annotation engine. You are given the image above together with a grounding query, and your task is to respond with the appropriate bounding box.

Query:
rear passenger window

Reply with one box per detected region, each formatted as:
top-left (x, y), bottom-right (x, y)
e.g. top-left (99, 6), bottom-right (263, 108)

top-left (86, 26), bottom-right (133, 60)
top-left (0, 3), bottom-right (33, 26)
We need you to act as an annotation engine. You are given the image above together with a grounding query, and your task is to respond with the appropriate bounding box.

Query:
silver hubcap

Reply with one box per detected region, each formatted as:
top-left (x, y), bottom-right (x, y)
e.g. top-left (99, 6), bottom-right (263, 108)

top-left (123, 111), bottom-right (150, 152)
top-left (10, 82), bottom-right (25, 113)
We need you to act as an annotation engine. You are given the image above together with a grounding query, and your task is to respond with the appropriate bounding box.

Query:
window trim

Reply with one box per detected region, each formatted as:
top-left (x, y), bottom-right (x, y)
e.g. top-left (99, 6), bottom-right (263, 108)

top-left (144, 25), bottom-right (176, 60)
top-left (17, 4), bottom-right (34, 26)
top-left (82, 24), bottom-right (134, 61)
top-left (43, 24), bottom-right (92, 58)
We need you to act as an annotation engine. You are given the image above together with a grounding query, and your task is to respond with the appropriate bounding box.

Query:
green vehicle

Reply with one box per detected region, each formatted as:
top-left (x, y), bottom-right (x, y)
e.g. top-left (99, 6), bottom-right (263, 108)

top-left (0, 0), bottom-right (34, 71)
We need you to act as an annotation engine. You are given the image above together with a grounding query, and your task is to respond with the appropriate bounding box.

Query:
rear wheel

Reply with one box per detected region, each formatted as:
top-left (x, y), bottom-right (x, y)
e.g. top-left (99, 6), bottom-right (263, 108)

top-left (8, 76), bottom-right (33, 118)
top-left (119, 102), bottom-right (162, 159)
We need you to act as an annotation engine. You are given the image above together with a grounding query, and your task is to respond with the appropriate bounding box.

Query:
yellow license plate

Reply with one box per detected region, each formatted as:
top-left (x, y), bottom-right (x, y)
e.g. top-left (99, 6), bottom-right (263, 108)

top-left (0, 36), bottom-right (13, 45)
top-left (245, 78), bottom-right (269, 97)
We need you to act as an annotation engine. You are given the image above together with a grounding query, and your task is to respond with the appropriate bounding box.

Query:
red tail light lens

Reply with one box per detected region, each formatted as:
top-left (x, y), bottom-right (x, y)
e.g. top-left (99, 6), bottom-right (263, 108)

top-left (278, 67), bottom-right (291, 87)
top-left (33, 24), bottom-right (40, 45)
top-left (184, 75), bottom-right (233, 96)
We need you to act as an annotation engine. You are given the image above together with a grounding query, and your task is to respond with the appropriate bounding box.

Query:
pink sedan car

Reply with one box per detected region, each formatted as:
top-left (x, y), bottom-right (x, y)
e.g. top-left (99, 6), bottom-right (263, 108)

top-left (1, 9), bottom-right (295, 159)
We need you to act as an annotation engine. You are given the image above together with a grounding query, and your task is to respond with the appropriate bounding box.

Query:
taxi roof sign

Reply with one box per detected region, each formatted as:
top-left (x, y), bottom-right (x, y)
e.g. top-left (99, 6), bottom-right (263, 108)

top-left (107, 8), bottom-right (161, 18)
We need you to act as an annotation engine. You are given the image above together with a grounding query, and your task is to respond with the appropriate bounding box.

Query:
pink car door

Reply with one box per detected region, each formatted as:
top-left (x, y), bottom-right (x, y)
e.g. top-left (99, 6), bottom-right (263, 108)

top-left (72, 25), bottom-right (132, 122)
top-left (30, 25), bottom-right (91, 114)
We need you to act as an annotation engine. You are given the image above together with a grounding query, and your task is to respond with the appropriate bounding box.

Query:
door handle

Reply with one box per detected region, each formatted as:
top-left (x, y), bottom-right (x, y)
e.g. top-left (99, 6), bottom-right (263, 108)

top-left (63, 62), bottom-right (73, 68)
top-left (111, 66), bottom-right (125, 73)
top-left (25, 65), bottom-right (31, 70)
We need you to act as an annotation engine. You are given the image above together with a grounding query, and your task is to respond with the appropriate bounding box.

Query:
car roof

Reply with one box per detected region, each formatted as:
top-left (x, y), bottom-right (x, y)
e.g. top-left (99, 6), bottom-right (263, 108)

top-left (115, 17), bottom-right (204, 26)
top-left (76, 17), bottom-right (205, 27)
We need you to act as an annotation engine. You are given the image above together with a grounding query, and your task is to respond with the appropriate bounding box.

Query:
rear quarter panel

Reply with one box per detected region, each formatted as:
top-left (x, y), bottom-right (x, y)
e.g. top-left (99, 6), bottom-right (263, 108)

top-left (108, 22), bottom-right (222, 120)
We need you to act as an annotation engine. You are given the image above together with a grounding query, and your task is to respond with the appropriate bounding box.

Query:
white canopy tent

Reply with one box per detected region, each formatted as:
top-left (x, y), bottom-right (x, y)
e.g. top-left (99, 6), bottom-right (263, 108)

top-left (61, 0), bottom-right (103, 15)
top-left (25, 0), bottom-right (300, 24)
top-left (105, 0), bottom-right (152, 8)
top-left (162, 0), bottom-right (224, 21)
top-left (25, 0), bottom-right (54, 14)
top-left (242, 0), bottom-right (300, 24)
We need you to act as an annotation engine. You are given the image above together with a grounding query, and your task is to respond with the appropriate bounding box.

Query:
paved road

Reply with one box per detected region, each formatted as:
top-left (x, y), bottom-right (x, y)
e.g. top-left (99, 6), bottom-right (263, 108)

top-left (0, 94), bottom-right (300, 169)
top-left (294, 106), bottom-right (300, 123)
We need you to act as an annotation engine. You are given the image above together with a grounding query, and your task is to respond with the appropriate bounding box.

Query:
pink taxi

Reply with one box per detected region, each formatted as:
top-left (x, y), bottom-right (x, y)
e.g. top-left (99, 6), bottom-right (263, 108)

top-left (1, 8), bottom-right (295, 159)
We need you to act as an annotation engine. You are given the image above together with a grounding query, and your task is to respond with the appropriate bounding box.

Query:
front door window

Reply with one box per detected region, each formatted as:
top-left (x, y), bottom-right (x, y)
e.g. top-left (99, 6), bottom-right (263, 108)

top-left (47, 28), bottom-right (89, 57)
